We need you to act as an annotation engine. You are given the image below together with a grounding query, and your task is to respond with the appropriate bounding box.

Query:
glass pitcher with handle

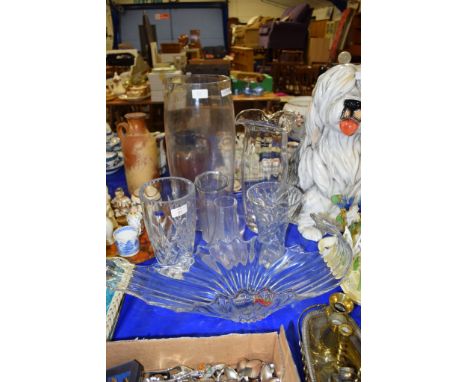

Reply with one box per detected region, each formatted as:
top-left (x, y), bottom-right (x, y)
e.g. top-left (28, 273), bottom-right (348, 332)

top-left (235, 109), bottom-right (296, 232)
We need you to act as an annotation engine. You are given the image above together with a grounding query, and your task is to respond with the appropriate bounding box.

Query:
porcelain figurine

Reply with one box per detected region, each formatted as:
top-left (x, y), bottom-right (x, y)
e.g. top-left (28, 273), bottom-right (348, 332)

top-left (318, 201), bottom-right (361, 304)
top-left (130, 187), bottom-right (143, 215)
top-left (283, 96), bottom-right (312, 141)
top-left (289, 64), bottom-right (361, 240)
top-left (106, 216), bottom-right (115, 245)
top-left (111, 187), bottom-right (132, 221)
top-left (111, 72), bottom-right (126, 96)
top-left (126, 206), bottom-right (143, 235)
top-left (106, 187), bottom-right (118, 228)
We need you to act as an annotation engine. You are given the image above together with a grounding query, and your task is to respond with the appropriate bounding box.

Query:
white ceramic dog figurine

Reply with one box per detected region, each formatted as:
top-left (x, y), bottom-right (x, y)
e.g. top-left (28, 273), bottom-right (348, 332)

top-left (290, 64), bottom-right (361, 241)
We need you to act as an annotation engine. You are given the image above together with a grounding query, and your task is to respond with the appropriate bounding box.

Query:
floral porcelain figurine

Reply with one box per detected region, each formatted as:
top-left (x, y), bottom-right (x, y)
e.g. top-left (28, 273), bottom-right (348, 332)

top-left (289, 64), bottom-right (361, 240)
top-left (318, 198), bottom-right (361, 304)
top-left (126, 206), bottom-right (143, 235)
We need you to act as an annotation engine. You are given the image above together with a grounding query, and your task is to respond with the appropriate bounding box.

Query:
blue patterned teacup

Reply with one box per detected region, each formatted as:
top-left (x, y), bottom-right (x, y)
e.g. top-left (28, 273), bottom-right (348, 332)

top-left (113, 226), bottom-right (139, 257)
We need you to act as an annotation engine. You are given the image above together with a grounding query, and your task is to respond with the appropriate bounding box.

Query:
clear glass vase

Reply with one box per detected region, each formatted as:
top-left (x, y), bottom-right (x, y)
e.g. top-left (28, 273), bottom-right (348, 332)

top-left (164, 75), bottom-right (236, 188)
top-left (235, 109), bottom-right (296, 232)
top-left (139, 177), bottom-right (196, 278)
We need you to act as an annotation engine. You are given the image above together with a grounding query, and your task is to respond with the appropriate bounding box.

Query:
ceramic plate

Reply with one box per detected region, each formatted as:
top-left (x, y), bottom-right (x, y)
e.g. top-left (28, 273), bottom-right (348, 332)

top-left (106, 158), bottom-right (123, 174)
top-left (118, 93), bottom-right (150, 102)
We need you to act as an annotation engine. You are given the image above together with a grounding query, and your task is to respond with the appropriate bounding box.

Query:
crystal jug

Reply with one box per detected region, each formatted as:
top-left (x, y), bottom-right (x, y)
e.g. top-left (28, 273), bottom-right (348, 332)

top-left (235, 109), bottom-right (295, 232)
top-left (117, 112), bottom-right (159, 195)
top-left (164, 75), bottom-right (236, 189)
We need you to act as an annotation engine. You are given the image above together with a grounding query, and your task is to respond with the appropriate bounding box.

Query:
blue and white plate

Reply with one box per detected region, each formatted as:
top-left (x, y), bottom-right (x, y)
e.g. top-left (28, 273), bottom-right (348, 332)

top-left (106, 157), bottom-right (124, 175)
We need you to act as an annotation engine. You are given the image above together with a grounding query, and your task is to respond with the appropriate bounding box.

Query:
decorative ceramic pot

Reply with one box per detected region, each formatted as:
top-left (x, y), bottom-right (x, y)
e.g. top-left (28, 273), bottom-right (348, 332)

top-left (117, 112), bottom-right (159, 195)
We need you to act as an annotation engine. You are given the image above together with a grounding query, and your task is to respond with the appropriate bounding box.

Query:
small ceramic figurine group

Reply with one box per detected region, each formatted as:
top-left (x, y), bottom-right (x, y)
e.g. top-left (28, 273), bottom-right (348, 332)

top-left (107, 187), bottom-right (144, 247)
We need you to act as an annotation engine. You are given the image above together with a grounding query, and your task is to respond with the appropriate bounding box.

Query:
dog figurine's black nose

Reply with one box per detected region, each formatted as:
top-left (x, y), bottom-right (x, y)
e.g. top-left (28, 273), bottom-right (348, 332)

top-left (344, 99), bottom-right (361, 112)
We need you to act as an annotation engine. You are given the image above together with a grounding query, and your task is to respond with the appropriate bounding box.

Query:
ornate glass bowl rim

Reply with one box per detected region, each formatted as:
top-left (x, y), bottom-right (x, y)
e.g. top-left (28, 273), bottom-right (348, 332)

top-left (165, 74), bottom-right (231, 86)
top-left (246, 181), bottom-right (303, 208)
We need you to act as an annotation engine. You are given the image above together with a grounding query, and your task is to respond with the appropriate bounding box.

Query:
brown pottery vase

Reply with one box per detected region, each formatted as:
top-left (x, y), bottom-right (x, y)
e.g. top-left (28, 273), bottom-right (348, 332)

top-left (117, 112), bottom-right (159, 195)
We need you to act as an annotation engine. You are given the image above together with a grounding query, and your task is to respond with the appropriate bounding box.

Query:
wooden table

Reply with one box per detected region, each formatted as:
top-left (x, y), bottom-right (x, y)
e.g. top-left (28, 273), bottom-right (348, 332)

top-left (106, 92), bottom-right (283, 130)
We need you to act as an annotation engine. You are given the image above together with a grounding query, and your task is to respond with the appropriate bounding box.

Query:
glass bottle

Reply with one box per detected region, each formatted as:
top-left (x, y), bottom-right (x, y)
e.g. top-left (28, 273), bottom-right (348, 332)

top-left (164, 74), bottom-right (236, 188)
top-left (117, 112), bottom-right (159, 195)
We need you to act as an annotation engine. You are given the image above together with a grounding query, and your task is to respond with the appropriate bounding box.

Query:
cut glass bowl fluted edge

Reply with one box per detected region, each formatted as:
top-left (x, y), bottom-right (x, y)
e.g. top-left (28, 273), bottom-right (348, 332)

top-left (106, 233), bottom-right (352, 323)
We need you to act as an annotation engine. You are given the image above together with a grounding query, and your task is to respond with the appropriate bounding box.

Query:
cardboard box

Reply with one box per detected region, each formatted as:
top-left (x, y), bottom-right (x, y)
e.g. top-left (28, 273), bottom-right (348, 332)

top-left (107, 327), bottom-right (300, 382)
top-left (307, 38), bottom-right (330, 64)
top-left (325, 21), bottom-right (339, 40)
top-left (312, 6), bottom-right (334, 21)
top-left (244, 28), bottom-right (260, 48)
top-left (231, 70), bottom-right (273, 92)
top-left (158, 52), bottom-right (187, 67)
top-left (308, 20), bottom-right (328, 38)
top-left (231, 46), bottom-right (254, 72)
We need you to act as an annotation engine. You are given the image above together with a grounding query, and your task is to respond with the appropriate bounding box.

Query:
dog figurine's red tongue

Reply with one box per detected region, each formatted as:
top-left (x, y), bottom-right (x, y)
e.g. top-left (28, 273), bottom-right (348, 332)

top-left (340, 119), bottom-right (360, 136)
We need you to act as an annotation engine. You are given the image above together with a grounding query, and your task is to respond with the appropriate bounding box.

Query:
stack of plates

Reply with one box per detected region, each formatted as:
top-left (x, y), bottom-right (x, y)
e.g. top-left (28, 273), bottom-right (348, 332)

top-left (106, 123), bottom-right (124, 175)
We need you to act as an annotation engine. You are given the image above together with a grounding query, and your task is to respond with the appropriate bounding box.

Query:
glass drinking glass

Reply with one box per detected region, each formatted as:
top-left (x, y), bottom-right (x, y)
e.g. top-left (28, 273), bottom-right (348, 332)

top-left (139, 177), bottom-right (196, 277)
top-left (246, 181), bottom-right (302, 266)
top-left (194, 171), bottom-right (229, 243)
top-left (235, 109), bottom-right (296, 232)
top-left (164, 74), bottom-right (236, 188)
top-left (212, 195), bottom-right (243, 243)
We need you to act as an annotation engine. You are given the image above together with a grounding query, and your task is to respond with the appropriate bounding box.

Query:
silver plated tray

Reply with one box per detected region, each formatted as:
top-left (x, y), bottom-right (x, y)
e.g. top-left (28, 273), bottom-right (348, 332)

top-left (299, 296), bottom-right (360, 382)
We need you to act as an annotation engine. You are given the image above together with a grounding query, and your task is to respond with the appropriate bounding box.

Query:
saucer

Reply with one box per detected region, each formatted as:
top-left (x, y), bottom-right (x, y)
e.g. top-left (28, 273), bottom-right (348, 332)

top-left (118, 93), bottom-right (150, 102)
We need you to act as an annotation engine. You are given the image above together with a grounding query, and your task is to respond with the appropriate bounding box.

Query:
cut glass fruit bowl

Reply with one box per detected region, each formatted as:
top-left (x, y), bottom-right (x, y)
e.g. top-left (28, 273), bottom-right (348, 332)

top-left (106, 218), bottom-right (352, 323)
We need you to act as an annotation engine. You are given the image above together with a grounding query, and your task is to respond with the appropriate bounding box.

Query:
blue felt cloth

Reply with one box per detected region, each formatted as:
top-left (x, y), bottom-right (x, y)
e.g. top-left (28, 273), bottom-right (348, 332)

top-left (107, 170), bottom-right (361, 380)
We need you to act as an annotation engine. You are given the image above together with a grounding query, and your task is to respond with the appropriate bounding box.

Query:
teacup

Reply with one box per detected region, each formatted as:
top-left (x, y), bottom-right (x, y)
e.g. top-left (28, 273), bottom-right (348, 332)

top-left (113, 226), bottom-right (140, 257)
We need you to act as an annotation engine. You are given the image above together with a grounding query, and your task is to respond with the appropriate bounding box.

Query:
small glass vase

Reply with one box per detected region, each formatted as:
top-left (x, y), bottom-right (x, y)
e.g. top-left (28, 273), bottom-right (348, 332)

top-left (212, 195), bottom-right (243, 243)
top-left (194, 171), bottom-right (229, 243)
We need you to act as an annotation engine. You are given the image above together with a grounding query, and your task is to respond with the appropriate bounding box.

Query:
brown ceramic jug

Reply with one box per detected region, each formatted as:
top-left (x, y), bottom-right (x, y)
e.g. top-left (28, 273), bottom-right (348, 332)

top-left (117, 112), bottom-right (159, 195)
